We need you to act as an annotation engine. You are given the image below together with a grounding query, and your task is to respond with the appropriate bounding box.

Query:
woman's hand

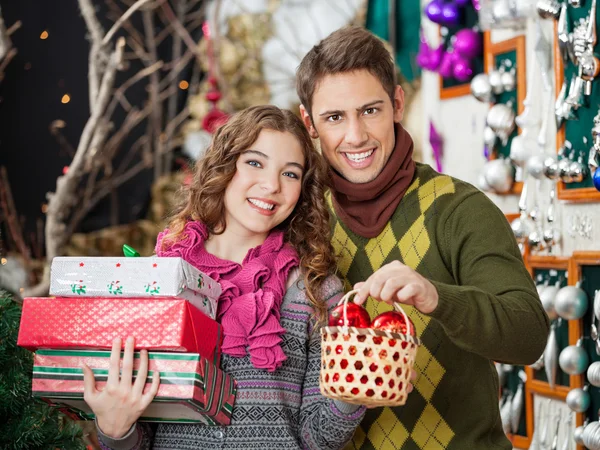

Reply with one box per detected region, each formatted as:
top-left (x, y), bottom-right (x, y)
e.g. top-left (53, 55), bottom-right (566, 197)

top-left (83, 336), bottom-right (160, 439)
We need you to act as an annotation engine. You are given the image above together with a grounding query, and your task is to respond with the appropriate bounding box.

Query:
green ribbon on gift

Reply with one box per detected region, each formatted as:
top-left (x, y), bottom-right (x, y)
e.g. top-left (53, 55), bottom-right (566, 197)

top-left (123, 244), bottom-right (140, 257)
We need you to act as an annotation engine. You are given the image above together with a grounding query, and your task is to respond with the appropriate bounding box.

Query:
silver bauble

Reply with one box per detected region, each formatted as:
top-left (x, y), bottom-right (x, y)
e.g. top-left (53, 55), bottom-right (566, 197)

top-left (536, 284), bottom-right (546, 295)
top-left (483, 159), bottom-right (515, 194)
top-left (587, 361), bottom-right (600, 387)
top-left (509, 135), bottom-right (531, 168)
top-left (470, 74), bottom-right (493, 102)
top-left (511, 216), bottom-right (535, 242)
top-left (526, 154), bottom-right (546, 179)
top-left (539, 283), bottom-right (559, 320)
top-left (483, 126), bottom-right (497, 149)
top-left (488, 70), bottom-right (504, 95)
top-left (558, 158), bottom-right (573, 183)
top-left (487, 104), bottom-right (515, 144)
top-left (543, 155), bottom-right (560, 180)
top-left (555, 285), bottom-right (588, 320)
top-left (574, 425), bottom-right (585, 444)
top-left (566, 387), bottom-right (590, 412)
top-left (558, 344), bottom-right (589, 375)
top-left (478, 173), bottom-right (491, 191)
top-left (568, 161), bottom-right (586, 183)
top-left (582, 422), bottom-right (600, 447)
top-left (537, 0), bottom-right (561, 19)
top-left (501, 70), bottom-right (516, 92)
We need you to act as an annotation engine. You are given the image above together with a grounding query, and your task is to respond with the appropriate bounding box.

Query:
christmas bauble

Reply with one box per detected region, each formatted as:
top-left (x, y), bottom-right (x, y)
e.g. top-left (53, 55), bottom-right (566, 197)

top-left (371, 310), bottom-right (415, 336)
top-left (438, 51), bottom-right (455, 78)
top-left (470, 73), bottom-right (493, 102)
top-left (543, 155), bottom-right (560, 180)
top-left (566, 387), bottom-right (590, 412)
top-left (441, 2), bottom-right (461, 25)
top-left (452, 56), bottom-right (473, 82)
top-left (593, 167), bottom-right (600, 191)
top-left (425, 0), bottom-right (444, 23)
top-left (558, 344), bottom-right (589, 375)
top-left (539, 283), bottom-right (559, 321)
top-left (428, 45), bottom-right (445, 71)
top-left (454, 29), bottom-right (481, 59)
top-left (554, 285), bottom-right (588, 320)
top-left (483, 159), bottom-right (514, 194)
top-left (329, 302), bottom-right (371, 328)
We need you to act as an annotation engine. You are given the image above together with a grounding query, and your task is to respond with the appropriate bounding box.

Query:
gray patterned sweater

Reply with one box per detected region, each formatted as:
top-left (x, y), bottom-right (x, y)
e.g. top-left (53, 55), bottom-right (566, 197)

top-left (97, 275), bottom-right (366, 450)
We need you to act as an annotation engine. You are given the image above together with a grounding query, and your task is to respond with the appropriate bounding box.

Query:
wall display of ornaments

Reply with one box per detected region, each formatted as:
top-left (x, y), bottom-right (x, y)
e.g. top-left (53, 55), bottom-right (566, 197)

top-left (543, 0), bottom-right (600, 201)
top-left (497, 364), bottom-right (531, 447)
top-left (568, 252), bottom-right (600, 450)
top-left (472, 34), bottom-right (527, 196)
top-left (418, 0), bottom-right (485, 98)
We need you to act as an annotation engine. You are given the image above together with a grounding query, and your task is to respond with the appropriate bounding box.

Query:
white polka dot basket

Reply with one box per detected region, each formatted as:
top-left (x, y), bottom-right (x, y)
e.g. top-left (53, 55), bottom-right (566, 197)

top-left (320, 289), bottom-right (421, 407)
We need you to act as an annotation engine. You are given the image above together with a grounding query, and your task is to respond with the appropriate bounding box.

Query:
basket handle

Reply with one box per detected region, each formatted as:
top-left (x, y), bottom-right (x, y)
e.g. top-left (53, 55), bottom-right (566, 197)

top-left (338, 289), bottom-right (413, 336)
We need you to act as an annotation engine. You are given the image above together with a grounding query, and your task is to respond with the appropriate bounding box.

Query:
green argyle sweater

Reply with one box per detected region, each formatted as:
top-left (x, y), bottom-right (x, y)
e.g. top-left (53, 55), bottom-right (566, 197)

top-left (329, 163), bottom-right (549, 450)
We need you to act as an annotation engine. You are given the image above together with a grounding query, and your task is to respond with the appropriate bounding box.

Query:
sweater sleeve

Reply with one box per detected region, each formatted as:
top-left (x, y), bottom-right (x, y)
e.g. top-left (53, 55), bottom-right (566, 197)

top-left (298, 276), bottom-right (366, 450)
top-left (96, 422), bottom-right (153, 450)
top-left (428, 191), bottom-right (549, 365)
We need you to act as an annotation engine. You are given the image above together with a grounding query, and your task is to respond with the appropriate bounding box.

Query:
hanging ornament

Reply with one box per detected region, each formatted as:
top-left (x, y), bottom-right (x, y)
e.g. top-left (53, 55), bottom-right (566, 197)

top-left (429, 120), bottom-right (444, 173)
top-left (554, 282), bottom-right (588, 320)
top-left (416, 29), bottom-right (433, 70)
top-left (558, 338), bottom-right (589, 375)
top-left (544, 322), bottom-right (558, 388)
top-left (540, 281), bottom-right (560, 320)
top-left (201, 21), bottom-right (229, 134)
top-left (454, 28), bottom-right (482, 59)
top-left (566, 386), bottom-right (591, 412)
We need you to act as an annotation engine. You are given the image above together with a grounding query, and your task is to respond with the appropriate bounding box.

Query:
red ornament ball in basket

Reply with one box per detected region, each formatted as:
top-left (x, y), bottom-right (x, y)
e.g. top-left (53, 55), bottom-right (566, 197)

top-left (328, 302), bottom-right (371, 328)
top-left (320, 289), bottom-right (421, 407)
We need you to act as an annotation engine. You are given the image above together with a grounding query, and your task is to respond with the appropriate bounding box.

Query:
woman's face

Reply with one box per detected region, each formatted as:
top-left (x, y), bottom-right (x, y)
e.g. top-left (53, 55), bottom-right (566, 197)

top-left (223, 129), bottom-right (306, 240)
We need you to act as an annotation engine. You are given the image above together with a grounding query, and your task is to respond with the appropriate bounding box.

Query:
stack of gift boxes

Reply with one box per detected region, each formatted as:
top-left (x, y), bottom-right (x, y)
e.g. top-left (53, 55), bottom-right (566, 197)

top-left (17, 253), bottom-right (236, 426)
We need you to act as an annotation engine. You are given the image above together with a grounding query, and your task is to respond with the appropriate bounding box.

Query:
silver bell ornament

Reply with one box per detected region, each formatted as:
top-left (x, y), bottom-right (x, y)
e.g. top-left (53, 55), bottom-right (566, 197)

top-left (558, 339), bottom-right (589, 375)
top-left (558, 158), bottom-right (573, 183)
top-left (488, 69), bottom-right (504, 95)
top-left (540, 281), bottom-right (560, 320)
top-left (470, 74), bottom-right (494, 102)
top-left (483, 159), bottom-right (515, 194)
top-left (587, 361), bottom-right (600, 387)
top-left (566, 386), bottom-right (591, 412)
top-left (555, 282), bottom-right (589, 320)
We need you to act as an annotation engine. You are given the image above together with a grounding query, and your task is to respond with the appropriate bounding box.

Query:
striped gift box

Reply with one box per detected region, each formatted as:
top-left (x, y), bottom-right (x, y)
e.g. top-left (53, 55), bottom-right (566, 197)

top-left (32, 349), bottom-right (236, 425)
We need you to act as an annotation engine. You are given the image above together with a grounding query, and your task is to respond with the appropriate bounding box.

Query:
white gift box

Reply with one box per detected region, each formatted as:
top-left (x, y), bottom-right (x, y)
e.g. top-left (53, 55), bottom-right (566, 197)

top-left (49, 256), bottom-right (221, 319)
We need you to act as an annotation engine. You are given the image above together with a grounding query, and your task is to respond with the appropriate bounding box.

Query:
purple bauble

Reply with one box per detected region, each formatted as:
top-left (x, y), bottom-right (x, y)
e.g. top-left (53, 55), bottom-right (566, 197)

top-left (483, 145), bottom-right (491, 160)
top-left (425, 0), bottom-right (444, 24)
top-left (427, 44), bottom-right (445, 71)
top-left (452, 56), bottom-right (473, 82)
top-left (593, 167), bottom-right (600, 191)
top-left (455, 0), bottom-right (470, 5)
top-left (441, 2), bottom-right (461, 26)
top-left (438, 51), bottom-right (455, 78)
top-left (454, 29), bottom-right (482, 59)
top-left (416, 36), bottom-right (432, 69)
top-left (472, 0), bottom-right (481, 11)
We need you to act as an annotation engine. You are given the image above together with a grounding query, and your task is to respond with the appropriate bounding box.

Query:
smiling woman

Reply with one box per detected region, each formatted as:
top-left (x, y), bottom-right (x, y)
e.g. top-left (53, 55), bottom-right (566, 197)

top-left (88, 104), bottom-right (367, 450)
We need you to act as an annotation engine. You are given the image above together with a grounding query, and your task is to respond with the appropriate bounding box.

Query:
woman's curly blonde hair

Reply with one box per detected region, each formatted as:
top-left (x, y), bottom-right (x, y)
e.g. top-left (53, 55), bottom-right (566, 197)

top-left (161, 105), bottom-right (336, 324)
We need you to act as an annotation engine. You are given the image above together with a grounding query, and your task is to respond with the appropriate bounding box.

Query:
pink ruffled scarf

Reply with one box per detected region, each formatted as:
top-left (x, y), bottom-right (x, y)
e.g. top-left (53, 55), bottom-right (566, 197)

top-left (155, 221), bottom-right (299, 372)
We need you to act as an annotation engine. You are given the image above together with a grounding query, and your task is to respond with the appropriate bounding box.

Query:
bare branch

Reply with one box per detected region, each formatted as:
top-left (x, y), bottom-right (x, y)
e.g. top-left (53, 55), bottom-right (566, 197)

top-left (102, 0), bottom-right (159, 46)
top-left (164, 0), bottom-right (187, 174)
top-left (142, 8), bottom-right (164, 179)
top-left (0, 167), bottom-right (31, 265)
top-left (49, 120), bottom-right (76, 158)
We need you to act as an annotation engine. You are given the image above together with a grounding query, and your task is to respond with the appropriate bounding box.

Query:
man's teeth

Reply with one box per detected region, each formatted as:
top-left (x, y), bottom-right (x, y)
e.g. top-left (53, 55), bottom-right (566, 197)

top-left (345, 149), bottom-right (374, 162)
top-left (249, 199), bottom-right (275, 210)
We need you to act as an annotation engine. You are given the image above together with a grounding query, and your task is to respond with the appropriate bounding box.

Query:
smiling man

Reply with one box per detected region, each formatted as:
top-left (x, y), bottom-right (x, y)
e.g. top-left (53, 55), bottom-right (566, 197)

top-left (297, 26), bottom-right (549, 450)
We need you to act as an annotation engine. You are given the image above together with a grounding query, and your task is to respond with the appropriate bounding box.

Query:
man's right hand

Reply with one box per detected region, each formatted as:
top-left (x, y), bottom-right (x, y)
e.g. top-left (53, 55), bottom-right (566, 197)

top-left (83, 336), bottom-right (160, 439)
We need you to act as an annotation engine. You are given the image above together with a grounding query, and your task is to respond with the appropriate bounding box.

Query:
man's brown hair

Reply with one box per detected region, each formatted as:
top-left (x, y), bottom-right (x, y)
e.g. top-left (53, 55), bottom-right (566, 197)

top-left (296, 25), bottom-right (396, 120)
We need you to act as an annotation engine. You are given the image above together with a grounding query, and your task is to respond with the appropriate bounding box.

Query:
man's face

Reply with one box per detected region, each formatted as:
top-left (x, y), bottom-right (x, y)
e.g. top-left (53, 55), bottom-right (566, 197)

top-left (300, 70), bottom-right (404, 184)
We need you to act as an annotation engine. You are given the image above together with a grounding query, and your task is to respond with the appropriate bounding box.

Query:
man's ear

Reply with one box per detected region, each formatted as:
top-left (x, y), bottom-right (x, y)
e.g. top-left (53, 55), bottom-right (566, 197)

top-left (299, 104), bottom-right (319, 139)
top-left (392, 85), bottom-right (405, 123)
